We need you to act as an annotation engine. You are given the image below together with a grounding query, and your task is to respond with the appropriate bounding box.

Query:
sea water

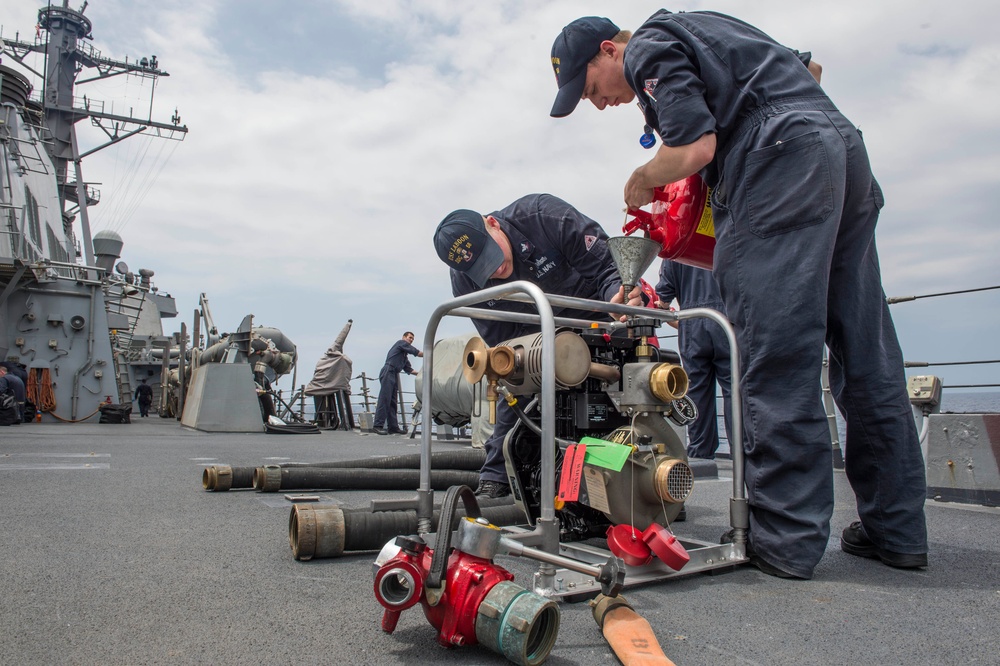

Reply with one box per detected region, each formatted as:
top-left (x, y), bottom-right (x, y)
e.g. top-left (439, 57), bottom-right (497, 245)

top-left (940, 390), bottom-right (1000, 413)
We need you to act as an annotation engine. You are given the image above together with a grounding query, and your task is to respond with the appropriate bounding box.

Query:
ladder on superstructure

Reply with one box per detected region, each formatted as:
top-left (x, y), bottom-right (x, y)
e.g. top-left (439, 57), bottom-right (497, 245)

top-left (106, 288), bottom-right (146, 403)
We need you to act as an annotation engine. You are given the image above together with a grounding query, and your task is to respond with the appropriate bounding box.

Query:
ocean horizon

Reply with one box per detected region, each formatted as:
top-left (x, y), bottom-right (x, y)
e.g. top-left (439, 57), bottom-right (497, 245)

top-left (713, 389), bottom-right (999, 458)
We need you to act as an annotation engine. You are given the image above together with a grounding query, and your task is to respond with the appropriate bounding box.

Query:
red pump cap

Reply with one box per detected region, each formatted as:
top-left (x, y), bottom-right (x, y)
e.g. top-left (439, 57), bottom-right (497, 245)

top-left (606, 524), bottom-right (653, 567)
top-left (641, 523), bottom-right (690, 571)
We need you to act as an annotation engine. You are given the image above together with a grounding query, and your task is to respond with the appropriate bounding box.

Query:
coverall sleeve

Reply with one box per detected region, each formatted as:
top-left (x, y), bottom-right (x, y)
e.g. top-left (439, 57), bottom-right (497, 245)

top-left (450, 270), bottom-right (519, 346)
top-left (655, 260), bottom-right (677, 303)
top-left (791, 49), bottom-right (812, 67)
top-left (624, 32), bottom-right (716, 147)
top-left (535, 194), bottom-right (623, 303)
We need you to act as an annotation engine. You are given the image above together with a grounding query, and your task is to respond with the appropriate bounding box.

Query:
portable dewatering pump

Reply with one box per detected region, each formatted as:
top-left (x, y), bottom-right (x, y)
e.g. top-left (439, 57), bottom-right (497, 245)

top-left (467, 325), bottom-right (697, 546)
top-left (373, 247), bottom-right (750, 662)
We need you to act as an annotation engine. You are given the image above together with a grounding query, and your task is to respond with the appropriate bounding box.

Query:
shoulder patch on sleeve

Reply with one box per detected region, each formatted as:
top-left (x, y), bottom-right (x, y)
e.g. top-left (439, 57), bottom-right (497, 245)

top-left (584, 235), bottom-right (598, 252)
top-left (644, 78), bottom-right (659, 101)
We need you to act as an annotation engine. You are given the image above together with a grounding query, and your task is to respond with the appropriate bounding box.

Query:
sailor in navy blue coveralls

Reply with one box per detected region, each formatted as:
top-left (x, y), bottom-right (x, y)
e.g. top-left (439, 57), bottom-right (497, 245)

top-left (655, 261), bottom-right (732, 460)
top-left (550, 11), bottom-right (927, 578)
top-left (374, 333), bottom-right (421, 434)
top-left (438, 194), bottom-right (631, 491)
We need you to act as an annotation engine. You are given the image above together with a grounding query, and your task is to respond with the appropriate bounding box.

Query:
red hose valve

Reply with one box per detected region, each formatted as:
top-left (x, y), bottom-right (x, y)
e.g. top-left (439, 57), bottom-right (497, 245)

top-left (373, 536), bottom-right (427, 633)
top-left (372, 511), bottom-right (560, 665)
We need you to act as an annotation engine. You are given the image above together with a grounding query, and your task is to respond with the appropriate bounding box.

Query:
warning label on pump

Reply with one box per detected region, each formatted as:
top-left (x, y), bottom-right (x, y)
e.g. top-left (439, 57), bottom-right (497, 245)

top-left (582, 466), bottom-right (610, 514)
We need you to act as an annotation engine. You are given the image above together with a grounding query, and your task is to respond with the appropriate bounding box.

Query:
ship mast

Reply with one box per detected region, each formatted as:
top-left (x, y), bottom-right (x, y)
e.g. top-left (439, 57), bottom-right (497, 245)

top-left (2, 1), bottom-right (188, 267)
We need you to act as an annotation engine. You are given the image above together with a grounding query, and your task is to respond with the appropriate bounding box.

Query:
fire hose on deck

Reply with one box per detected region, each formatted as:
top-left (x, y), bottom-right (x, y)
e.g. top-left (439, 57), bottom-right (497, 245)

top-left (289, 498), bottom-right (524, 560)
top-left (590, 594), bottom-right (676, 666)
top-left (252, 465), bottom-right (479, 493)
top-left (202, 449), bottom-right (486, 491)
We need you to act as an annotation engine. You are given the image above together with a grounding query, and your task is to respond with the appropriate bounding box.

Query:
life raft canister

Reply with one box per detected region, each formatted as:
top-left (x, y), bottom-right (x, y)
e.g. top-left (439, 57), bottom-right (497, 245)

top-left (623, 174), bottom-right (715, 270)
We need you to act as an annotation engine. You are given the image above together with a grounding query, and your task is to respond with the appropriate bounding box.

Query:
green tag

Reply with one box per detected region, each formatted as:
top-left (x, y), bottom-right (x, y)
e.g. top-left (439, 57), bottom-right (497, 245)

top-left (579, 436), bottom-right (632, 472)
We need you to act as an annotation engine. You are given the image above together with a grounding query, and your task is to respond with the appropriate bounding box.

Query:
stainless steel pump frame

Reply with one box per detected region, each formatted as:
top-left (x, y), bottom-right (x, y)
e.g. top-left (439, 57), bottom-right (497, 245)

top-left (415, 280), bottom-right (749, 600)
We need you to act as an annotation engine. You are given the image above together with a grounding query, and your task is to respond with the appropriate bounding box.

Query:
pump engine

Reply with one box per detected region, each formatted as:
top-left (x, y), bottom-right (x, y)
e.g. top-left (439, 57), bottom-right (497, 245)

top-left (464, 318), bottom-right (699, 544)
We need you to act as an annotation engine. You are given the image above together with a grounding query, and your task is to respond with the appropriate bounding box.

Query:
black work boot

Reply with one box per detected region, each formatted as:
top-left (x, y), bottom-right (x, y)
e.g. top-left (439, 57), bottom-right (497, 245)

top-left (474, 479), bottom-right (511, 499)
top-left (841, 521), bottom-right (927, 569)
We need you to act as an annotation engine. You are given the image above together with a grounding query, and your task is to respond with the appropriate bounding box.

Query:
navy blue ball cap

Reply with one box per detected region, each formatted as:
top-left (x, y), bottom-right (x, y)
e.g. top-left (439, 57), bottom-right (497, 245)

top-left (550, 16), bottom-right (620, 118)
top-left (434, 209), bottom-right (504, 289)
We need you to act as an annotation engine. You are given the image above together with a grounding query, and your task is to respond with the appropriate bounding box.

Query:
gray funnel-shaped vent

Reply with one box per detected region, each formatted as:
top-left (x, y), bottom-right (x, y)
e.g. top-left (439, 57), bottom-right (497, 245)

top-left (607, 236), bottom-right (661, 290)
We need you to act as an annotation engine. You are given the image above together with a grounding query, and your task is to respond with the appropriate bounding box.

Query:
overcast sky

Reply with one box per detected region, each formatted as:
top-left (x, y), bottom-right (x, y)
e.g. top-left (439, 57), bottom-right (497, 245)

top-left (2, 0), bottom-right (997, 398)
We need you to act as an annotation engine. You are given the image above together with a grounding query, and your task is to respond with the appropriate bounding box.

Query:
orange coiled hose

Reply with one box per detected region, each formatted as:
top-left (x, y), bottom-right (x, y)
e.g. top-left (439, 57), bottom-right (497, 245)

top-left (28, 368), bottom-right (100, 422)
top-left (27, 368), bottom-right (57, 412)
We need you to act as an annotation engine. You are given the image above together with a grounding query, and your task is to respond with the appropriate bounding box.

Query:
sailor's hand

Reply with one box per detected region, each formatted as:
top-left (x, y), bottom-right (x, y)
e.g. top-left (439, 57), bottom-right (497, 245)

top-left (624, 168), bottom-right (656, 209)
top-left (656, 301), bottom-right (680, 329)
top-left (609, 286), bottom-right (645, 322)
top-left (624, 285), bottom-right (644, 308)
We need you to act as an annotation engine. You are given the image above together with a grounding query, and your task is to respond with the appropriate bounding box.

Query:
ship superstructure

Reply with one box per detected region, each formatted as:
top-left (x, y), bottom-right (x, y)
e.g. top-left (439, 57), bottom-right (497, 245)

top-left (0, 2), bottom-right (187, 421)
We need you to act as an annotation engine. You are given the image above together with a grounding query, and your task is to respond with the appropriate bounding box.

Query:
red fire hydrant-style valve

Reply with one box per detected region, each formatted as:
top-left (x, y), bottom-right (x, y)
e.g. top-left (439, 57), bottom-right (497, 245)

top-left (372, 486), bottom-right (561, 666)
top-left (372, 535), bottom-right (427, 633)
top-left (425, 537), bottom-right (515, 648)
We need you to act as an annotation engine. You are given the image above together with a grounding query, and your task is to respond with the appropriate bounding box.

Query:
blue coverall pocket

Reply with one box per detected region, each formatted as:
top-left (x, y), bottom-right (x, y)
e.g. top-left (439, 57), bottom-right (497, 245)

top-left (744, 130), bottom-right (834, 238)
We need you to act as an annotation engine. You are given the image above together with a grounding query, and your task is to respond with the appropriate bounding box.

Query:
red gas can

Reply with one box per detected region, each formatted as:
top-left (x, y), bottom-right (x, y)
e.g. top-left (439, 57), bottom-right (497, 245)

top-left (623, 174), bottom-right (715, 270)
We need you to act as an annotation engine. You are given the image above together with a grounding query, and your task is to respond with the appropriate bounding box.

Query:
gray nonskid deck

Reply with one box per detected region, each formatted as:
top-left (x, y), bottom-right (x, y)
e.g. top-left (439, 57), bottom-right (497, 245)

top-left (1, 419), bottom-right (997, 665)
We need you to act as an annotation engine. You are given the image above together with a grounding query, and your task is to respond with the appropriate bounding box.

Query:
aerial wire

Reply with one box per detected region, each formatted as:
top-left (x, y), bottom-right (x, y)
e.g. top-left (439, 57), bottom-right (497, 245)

top-left (887, 285), bottom-right (1000, 304)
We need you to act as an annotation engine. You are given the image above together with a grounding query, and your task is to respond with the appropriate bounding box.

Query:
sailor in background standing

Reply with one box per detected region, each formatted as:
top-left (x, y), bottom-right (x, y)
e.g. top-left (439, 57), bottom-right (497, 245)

top-left (373, 332), bottom-right (422, 436)
top-left (655, 260), bottom-right (732, 460)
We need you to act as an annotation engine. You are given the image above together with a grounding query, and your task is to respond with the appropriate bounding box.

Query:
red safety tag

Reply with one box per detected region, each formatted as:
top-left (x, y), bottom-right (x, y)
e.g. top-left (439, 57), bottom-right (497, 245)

top-left (557, 443), bottom-right (587, 503)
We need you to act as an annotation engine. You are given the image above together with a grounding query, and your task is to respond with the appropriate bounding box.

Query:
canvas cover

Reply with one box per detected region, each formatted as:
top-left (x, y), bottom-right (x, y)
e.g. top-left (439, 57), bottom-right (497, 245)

top-left (304, 320), bottom-right (354, 395)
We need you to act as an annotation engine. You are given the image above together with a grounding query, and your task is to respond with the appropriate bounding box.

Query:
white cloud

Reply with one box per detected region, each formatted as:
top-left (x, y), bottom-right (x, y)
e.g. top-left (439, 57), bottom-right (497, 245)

top-left (4, 0), bottom-right (997, 391)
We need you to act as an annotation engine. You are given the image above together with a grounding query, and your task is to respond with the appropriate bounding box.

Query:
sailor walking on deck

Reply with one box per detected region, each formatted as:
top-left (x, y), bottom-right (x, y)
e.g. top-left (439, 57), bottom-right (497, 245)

top-left (134, 379), bottom-right (153, 418)
top-left (0, 365), bottom-right (24, 425)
